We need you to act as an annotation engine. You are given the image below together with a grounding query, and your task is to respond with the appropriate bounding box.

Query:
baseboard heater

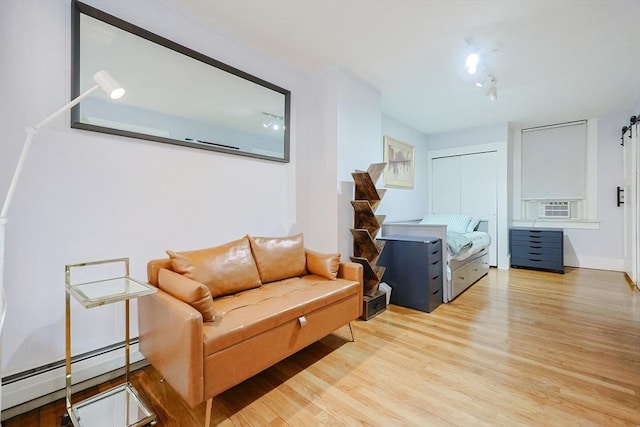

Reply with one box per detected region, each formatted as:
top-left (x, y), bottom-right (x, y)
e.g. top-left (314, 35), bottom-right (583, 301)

top-left (1, 339), bottom-right (147, 421)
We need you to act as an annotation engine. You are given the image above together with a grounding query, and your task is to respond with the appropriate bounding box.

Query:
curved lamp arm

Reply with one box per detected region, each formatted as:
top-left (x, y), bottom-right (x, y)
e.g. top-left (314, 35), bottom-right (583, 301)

top-left (1, 71), bottom-right (124, 219)
top-left (0, 71), bottom-right (124, 411)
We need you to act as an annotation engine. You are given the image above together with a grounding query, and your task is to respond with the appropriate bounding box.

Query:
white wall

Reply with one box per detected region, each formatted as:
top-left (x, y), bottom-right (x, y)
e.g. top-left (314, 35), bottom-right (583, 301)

top-left (0, 0), bottom-right (305, 402)
top-left (561, 113), bottom-right (625, 270)
top-left (427, 123), bottom-right (508, 151)
top-left (335, 70), bottom-right (383, 259)
top-left (378, 115), bottom-right (429, 222)
top-left (296, 68), bottom-right (339, 252)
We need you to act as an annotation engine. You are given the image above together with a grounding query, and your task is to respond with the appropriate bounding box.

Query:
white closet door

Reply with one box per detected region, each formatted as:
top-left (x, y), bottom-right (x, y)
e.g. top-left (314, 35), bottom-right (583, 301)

top-left (431, 156), bottom-right (461, 214)
top-left (460, 152), bottom-right (497, 265)
top-left (623, 125), bottom-right (638, 284)
top-left (431, 151), bottom-right (498, 267)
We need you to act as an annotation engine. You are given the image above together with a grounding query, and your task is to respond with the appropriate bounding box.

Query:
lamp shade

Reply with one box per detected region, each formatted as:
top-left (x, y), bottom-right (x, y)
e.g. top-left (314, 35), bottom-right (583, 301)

top-left (93, 70), bottom-right (125, 99)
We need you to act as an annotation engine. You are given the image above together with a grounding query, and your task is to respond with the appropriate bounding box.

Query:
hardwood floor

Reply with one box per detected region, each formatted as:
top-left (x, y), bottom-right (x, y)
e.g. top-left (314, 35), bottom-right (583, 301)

top-left (5, 267), bottom-right (639, 426)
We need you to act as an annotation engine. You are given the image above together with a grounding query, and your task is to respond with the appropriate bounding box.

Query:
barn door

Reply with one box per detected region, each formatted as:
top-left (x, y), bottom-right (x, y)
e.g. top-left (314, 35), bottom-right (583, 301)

top-left (623, 123), bottom-right (638, 286)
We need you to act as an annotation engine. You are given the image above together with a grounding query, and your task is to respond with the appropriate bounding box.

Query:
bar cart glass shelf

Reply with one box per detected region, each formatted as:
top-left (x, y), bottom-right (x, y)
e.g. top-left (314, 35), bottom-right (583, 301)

top-left (65, 258), bottom-right (157, 427)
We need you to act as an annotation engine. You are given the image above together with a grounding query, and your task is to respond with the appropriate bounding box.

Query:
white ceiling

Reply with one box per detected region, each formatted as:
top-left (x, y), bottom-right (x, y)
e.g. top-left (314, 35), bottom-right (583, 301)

top-left (161, 0), bottom-right (640, 135)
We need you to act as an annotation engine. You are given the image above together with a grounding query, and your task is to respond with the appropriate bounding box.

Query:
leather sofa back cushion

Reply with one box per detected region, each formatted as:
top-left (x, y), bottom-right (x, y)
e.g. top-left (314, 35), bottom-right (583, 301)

top-left (249, 233), bottom-right (306, 283)
top-left (167, 236), bottom-right (262, 298)
top-left (157, 268), bottom-right (217, 322)
top-left (306, 250), bottom-right (340, 280)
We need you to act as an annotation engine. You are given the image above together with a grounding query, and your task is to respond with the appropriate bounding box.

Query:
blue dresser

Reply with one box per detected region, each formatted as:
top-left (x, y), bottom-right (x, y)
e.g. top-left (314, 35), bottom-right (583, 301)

top-left (510, 227), bottom-right (564, 273)
top-left (377, 235), bottom-right (443, 313)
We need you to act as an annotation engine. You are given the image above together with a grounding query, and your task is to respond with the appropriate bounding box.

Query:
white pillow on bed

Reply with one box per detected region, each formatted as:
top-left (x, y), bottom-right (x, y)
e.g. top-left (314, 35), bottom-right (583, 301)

top-left (467, 217), bottom-right (481, 232)
top-left (419, 214), bottom-right (472, 234)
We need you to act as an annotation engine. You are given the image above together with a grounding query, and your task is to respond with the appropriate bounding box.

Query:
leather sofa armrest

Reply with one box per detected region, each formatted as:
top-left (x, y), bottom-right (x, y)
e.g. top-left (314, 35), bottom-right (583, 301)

top-left (138, 287), bottom-right (205, 407)
top-left (338, 262), bottom-right (363, 317)
top-left (338, 262), bottom-right (363, 286)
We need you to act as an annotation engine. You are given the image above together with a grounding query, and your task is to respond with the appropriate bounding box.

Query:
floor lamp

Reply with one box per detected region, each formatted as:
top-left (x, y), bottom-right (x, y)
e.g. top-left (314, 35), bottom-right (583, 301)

top-left (0, 70), bottom-right (125, 413)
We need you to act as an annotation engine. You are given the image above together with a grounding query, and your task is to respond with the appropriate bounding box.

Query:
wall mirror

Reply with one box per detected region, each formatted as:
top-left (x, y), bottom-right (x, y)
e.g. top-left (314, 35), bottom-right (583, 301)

top-left (71, 1), bottom-right (290, 162)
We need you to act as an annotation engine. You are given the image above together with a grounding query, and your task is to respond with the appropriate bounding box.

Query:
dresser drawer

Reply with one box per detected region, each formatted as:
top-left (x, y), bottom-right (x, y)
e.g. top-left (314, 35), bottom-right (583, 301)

top-left (511, 232), bottom-right (562, 247)
top-left (511, 245), bottom-right (562, 260)
top-left (427, 260), bottom-right (442, 279)
top-left (451, 253), bottom-right (489, 297)
top-left (428, 270), bottom-right (443, 291)
top-left (511, 257), bottom-right (563, 272)
top-left (426, 241), bottom-right (442, 263)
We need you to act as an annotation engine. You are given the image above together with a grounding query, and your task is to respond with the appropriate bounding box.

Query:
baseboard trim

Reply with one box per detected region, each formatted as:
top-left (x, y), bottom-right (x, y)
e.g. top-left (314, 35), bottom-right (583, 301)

top-left (564, 255), bottom-right (624, 272)
top-left (1, 341), bottom-right (147, 419)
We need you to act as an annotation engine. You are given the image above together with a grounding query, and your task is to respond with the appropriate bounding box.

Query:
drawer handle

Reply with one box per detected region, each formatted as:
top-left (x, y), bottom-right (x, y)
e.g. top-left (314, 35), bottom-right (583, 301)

top-left (431, 250), bottom-right (438, 255)
top-left (298, 316), bottom-right (307, 328)
top-left (530, 252), bottom-right (542, 255)
top-left (529, 258), bottom-right (542, 262)
top-left (529, 246), bottom-right (542, 249)
top-left (432, 275), bottom-right (440, 280)
top-left (431, 261), bottom-right (438, 265)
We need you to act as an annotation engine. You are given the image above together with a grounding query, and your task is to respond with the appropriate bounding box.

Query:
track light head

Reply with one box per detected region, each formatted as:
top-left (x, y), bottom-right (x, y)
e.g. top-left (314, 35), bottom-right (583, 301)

top-left (487, 86), bottom-right (497, 101)
top-left (484, 75), bottom-right (497, 101)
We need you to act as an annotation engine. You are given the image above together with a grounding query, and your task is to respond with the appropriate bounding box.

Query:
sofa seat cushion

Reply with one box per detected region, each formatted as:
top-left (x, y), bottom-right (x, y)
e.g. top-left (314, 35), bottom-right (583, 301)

top-left (202, 275), bottom-right (360, 355)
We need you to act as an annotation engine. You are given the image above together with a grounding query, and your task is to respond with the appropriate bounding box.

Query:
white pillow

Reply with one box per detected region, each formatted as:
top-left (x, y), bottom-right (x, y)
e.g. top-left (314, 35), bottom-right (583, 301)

top-left (419, 214), bottom-right (473, 234)
top-left (466, 217), bottom-right (481, 232)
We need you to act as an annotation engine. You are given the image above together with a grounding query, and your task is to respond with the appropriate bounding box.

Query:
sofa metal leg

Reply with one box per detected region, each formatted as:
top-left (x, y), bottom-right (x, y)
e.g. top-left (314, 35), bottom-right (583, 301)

top-left (348, 321), bottom-right (356, 342)
top-left (205, 397), bottom-right (213, 427)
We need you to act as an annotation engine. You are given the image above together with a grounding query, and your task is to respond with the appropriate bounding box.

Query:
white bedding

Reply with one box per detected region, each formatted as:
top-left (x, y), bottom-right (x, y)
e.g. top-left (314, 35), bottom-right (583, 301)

top-left (449, 231), bottom-right (491, 261)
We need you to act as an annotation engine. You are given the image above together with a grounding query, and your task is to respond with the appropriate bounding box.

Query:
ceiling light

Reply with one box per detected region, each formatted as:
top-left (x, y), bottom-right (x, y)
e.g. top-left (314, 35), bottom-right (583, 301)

top-left (465, 53), bottom-right (479, 75)
top-left (487, 86), bottom-right (497, 101)
top-left (475, 74), bottom-right (489, 88)
top-left (484, 75), bottom-right (497, 101)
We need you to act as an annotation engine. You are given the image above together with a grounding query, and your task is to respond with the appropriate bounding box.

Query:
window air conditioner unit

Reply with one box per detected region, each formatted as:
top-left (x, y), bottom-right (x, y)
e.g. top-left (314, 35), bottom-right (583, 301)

top-left (539, 201), bottom-right (570, 218)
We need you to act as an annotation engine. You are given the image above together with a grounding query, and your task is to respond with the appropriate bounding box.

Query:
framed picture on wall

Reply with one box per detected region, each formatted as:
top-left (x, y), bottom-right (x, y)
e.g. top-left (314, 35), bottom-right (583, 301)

top-left (383, 136), bottom-right (414, 189)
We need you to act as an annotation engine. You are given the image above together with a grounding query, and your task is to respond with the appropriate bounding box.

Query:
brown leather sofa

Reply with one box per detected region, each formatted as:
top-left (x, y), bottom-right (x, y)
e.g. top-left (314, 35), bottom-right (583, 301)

top-left (138, 234), bottom-right (363, 427)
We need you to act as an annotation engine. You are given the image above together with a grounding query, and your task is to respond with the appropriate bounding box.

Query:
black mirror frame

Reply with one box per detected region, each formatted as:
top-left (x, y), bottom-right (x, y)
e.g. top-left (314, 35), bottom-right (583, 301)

top-left (70, 0), bottom-right (291, 163)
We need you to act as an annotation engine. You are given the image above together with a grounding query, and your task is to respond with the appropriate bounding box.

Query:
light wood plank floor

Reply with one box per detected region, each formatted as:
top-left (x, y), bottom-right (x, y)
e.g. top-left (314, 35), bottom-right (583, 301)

top-left (6, 267), bottom-right (640, 426)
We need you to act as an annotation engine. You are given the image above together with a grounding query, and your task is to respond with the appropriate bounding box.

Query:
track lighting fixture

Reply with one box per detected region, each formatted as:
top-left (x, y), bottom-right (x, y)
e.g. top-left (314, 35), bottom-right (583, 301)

top-left (475, 73), bottom-right (493, 88)
top-left (464, 36), bottom-right (480, 75)
top-left (487, 85), bottom-right (497, 101)
top-left (466, 53), bottom-right (479, 75)
top-left (484, 75), bottom-right (497, 101)
top-left (464, 37), bottom-right (499, 101)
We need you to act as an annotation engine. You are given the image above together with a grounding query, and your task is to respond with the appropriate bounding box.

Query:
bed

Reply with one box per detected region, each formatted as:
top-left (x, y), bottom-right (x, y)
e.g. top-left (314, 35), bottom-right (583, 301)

top-left (380, 214), bottom-right (491, 303)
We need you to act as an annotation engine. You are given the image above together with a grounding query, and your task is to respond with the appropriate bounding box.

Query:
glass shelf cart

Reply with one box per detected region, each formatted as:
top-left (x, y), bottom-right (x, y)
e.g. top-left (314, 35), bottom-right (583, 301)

top-left (64, 257), bottom-right (157, 427)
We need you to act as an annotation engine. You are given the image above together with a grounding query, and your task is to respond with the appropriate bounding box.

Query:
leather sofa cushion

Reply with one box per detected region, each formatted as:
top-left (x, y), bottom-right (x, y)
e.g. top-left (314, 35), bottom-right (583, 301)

top-left (306, 250), bottom-right (340, 280)
top-left (157, 268), bottom-right (217, 322)
top-left (202, 275), bottom-right (360, 355)
top-left (167, 236), bottom-right (262, 298)
top-left (249, 233), bottom-right (306, 283)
